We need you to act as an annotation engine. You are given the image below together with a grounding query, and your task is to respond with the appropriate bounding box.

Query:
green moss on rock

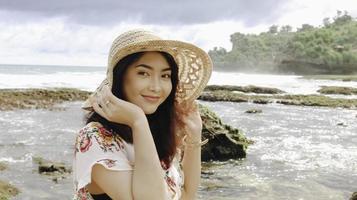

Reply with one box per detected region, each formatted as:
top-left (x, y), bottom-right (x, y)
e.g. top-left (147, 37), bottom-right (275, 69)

top-left (0, 88), bottom-right (91, 111)
top-left (205, 85), bottom-right (285, 94)
top-left (199, 90), bottom-right (357, 109)
top-left (199, 104), bottom-right (253, 161)
top-left (0, 163), bottom-right (7, 171)
top-left (0, 180), bottom-right (20, 200)
top-left (317, 86), bottom-right (357, 95)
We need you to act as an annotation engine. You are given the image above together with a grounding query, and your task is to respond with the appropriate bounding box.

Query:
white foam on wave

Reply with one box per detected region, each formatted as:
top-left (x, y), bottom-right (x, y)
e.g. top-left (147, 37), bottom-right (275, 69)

top-left (259, 135), bottom-right (357, 172)
top-left (0, 72), bottom-right (105, 91)
top-left (0, 152), bottom-right (32, 163)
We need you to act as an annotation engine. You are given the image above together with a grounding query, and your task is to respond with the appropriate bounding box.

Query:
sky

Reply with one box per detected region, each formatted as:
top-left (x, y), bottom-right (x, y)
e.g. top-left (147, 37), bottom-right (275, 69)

top-left (0, 0), bottom-right (356, 66)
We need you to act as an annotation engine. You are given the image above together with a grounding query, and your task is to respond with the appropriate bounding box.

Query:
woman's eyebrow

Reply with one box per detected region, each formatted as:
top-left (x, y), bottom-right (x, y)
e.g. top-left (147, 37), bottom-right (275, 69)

top-left (135, 64), bottom-right (171, 72)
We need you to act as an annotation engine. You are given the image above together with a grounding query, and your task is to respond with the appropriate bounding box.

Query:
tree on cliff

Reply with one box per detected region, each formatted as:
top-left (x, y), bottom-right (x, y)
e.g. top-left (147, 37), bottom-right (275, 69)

top-left (208, 11), bottom-right (357, 74)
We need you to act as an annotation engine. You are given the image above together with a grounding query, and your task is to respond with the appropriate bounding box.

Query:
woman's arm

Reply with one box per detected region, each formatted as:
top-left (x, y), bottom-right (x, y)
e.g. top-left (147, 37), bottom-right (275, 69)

top-left (131, 117), bottom-right (168, 200)
top-left (178, 103), bottom-right (203, 199)
top-left (180, 134), bottom-right (202, 200)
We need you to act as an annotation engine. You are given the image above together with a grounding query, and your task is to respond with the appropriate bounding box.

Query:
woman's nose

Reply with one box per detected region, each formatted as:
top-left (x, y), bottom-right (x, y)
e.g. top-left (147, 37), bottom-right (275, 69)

top-left (149, 77), bottom-right (161, 92)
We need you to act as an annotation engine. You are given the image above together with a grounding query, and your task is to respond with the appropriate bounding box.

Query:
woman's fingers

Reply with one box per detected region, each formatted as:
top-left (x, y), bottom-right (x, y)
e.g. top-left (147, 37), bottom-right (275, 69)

top-left (103, 85), bottom-right (117, 102)
top-left (101, 85), bottom-right (119, 107)
top-left (93, 87), bottom-right (113, 119)
top-left (92, 85), bottom-right (145, 126)
top-left (102, 85), bottom-right (130, 108)
top-left (92, 97), bottom-right (109, 119)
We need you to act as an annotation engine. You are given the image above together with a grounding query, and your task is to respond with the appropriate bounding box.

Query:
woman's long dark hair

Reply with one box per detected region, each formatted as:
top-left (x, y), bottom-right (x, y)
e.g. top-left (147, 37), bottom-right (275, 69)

top-left (85, 51), bottom-right (179, 167)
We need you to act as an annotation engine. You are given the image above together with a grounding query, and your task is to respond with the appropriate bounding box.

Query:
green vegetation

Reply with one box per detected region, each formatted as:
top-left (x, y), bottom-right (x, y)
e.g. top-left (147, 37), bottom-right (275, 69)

top-left (0, 180), bottom-right (19, 200)
top-left (199, 90), bottom-right (357, 109)
top-left (204, 85), bottom-right (285, 94)
top-left (199, 103), bottom-right (253, 161)
top-left (0, 163), bottom-right (6, 171)
top-left (209, 11), bottom-right (357, 75)
top-left (317, 86), bottom-right (357, 95)
top-left (0, 88), bottom-right (91, 111)
top-left (0, 163), bottom-right (19, 199)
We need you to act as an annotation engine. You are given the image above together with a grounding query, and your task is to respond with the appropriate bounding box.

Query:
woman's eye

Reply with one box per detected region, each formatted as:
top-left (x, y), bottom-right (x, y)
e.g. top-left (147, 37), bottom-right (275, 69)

top-left (162, 74), bottom-right (171, 79)
top-left (138, 71), bottom-right (149, 76)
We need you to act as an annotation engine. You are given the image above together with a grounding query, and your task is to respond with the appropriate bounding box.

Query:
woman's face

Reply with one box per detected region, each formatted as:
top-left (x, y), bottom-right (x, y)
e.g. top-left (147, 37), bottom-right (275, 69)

top-left (123, 52), bottom-right (173, 114)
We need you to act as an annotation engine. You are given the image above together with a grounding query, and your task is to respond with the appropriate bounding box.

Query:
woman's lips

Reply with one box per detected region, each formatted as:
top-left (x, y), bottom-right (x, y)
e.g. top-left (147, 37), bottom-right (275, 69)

top-left (142, 95), bottom-right (160, 103)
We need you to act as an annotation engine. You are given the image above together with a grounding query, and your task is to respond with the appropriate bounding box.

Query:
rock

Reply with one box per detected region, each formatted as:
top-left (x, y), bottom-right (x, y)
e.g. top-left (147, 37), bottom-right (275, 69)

top-left (204, 85), bottom-right (285, 94)
top-left (201, 181), bottom-right (222, 191)
top-left (200, 90), bottom-right (357, 109)
top-left (318, 86), bottom-right (357, 95)
top-left (0, 162), bottom-right (7, 171)
top-left (337, 122), bottom-right (347, 127)
top-left (38, 163), bottom-right (67, 174)
top-left (0, 179), bottom-right (20, 199)
top-left (252, 99), bottom-right (270, 104)
top-left (199, 104), bottom-right (253, 161)
top-left (199, 90), bottom-right (248, 103)
top-left (245, 109), bottom-right (263, 114)
top-left (0, 88), bottom-right (91, 111)
top-left (351, 192), bottom-right (357, 200)
top-left (32, 156), bottom-right (71, 183)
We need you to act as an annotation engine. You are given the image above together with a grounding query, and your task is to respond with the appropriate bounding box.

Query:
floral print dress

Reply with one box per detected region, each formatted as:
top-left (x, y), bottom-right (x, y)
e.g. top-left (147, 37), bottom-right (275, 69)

top-left (72, 122), bottom-right (183, 200)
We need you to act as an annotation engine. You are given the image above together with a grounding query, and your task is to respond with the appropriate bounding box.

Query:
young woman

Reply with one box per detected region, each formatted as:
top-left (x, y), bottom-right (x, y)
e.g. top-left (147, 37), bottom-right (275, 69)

top-left (73, 29), bottom-right (212, 200)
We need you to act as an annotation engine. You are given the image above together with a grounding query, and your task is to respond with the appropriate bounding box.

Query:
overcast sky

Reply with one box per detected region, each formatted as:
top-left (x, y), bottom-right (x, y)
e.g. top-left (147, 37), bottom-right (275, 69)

top-left (0, 0), bottom-right (356, 66)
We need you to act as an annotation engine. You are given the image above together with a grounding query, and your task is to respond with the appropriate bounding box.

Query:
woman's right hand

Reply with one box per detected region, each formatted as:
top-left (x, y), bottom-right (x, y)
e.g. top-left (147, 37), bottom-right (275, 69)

top-left (91, 85), bottom-right (146, 127)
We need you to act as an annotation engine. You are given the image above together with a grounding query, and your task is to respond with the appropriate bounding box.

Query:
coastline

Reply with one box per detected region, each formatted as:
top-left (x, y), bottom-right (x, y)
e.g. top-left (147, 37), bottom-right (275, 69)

top-left (1, 87), bottom-right (356, 199)
top-left (1, 86), bottom-right (356, 112)
top-left (0, 87), bottom-right (252, 199)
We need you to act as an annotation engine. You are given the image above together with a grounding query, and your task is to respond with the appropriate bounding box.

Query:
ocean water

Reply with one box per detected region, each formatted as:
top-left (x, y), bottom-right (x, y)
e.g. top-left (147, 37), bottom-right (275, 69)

top-left (0, 101), bottom-right (355, 200)
top-left (0, 64), bottom-right (357, 199)
top-left (1, 64), bottom-right (357, 98)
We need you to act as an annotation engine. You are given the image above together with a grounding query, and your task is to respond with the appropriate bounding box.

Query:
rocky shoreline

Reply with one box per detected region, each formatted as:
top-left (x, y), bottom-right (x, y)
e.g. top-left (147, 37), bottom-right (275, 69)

top-left (201, 85), bottom-right (357, 109)
top-left (1, 86), bottom-right (356, 199)
top-left (0, 162), bottom-right (19, 200)
top-left (0, 87), bottom-right (254, 199)
top-left (0, 87), bottom-right (253, 160)
top-left (204, 85), bottom-right (285, 94)
top-left (317, 86), bottom-right (357, 95)
top-left (1, 85), bottom-right (356, 111)
top-left (0, 88), bottom-right (90, 111)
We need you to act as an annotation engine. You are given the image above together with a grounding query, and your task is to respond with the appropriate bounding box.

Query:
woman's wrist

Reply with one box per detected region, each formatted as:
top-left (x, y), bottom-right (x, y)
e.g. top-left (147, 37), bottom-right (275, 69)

top-left (182, 134), bottom-right (208, 148)
top-left (130, 115), bottom-right (148, 129)
top-left (184, 131), bottom-right (202, 142)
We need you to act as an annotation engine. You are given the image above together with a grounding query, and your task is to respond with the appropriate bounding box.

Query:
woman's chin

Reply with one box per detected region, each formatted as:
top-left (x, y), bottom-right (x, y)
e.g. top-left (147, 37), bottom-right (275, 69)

top-left (142, 106), bottom-right (159, 115)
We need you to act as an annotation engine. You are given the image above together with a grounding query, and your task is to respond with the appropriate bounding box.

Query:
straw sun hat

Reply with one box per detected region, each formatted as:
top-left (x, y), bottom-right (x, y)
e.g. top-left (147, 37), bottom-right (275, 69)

top-left (82, 29), bottom-right (212, 111)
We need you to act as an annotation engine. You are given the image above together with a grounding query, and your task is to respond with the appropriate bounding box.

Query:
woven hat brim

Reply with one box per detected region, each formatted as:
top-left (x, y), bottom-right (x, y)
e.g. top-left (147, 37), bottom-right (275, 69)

top-left (82, 39), bottom-right (212, 111)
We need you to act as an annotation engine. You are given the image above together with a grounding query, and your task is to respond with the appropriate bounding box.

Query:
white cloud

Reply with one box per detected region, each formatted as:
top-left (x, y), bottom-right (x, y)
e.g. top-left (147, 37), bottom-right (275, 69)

top-left (0, 17), bottom-right (270, 66)
top-left (0, 0), bottom-right (356, 66)
top-left (276, 0), bottom-right (357, 29)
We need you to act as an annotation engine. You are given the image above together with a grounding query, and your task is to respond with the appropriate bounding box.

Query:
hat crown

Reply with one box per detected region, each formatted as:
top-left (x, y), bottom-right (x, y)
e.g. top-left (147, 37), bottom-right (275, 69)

top-left (108, 29), bottom-right (162, 63)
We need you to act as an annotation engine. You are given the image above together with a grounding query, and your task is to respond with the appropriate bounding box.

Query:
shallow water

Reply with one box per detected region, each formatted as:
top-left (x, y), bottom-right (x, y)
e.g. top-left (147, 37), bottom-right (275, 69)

top-left (199, 101), bottom-right (357, 200)
top-left (0, 101), bottom-right (356, 199)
